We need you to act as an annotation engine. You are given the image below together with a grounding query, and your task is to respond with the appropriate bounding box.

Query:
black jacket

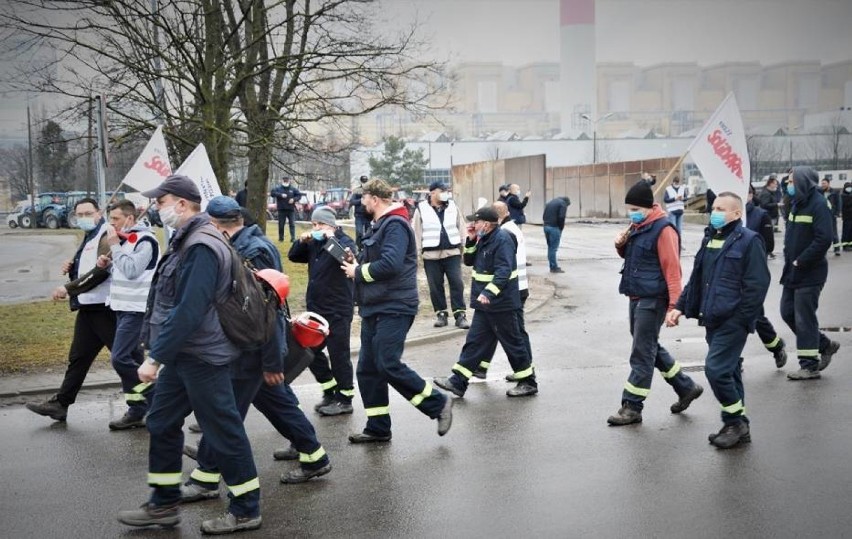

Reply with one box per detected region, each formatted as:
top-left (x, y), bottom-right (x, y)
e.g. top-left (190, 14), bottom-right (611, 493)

top-left (780, 167), bottom-right (833, 288)
top-left (288, 228), bottom-right (356, 320)
top-left (842, 184), bottom-right (852, 220)
top-left (542, 197), bottom-right (570, 229)
top-left (745, 202), bottom-right (774, 254)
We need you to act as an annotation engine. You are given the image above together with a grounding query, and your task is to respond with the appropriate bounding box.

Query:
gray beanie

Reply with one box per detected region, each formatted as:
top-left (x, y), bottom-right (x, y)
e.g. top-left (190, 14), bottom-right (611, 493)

top-left (311, 206), bottom-right (337, 227)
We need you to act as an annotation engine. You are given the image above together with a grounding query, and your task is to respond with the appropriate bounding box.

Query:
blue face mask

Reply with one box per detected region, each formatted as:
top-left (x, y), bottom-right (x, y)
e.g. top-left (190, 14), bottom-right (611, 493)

top-left (710, 211), bottom-right (727, 229)
top-left (628, 211), bottom-right (645, 224)
top-left (311, 230), bottom-right (326, 241)
top-left (786, 184), bottom-right (796, 197)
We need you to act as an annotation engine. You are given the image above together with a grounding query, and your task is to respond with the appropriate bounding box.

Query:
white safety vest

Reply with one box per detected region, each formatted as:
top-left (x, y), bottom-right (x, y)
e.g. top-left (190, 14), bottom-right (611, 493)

top-left (501, 220), bottom-right (528, 292)
top-left (665, 185), bottom-right (688, 213)
top-left (77, 225), bottom-right (111, 306)
top-left (109, 229), bottom-right (158, 313)
top-left (418, 200), bottom-right (462, 248)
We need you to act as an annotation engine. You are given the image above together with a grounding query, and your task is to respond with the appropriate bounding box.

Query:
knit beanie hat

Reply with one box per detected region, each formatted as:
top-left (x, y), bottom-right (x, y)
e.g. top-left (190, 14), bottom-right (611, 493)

top-left (625, 181), bottom-right (654, 208)
top-left (311, 206), bottom-right (337, 227)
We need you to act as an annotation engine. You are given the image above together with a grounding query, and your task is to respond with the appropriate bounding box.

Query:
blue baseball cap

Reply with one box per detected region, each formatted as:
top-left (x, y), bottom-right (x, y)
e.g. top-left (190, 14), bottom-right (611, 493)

top-left (206, 195), bottom-right (242, 218)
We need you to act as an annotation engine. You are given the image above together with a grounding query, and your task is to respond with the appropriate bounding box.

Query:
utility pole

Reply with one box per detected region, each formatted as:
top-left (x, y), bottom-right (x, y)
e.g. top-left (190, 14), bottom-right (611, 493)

top-left (581, 112), bottom-right (616, 164)
top-left (93, 95), bottom-right (108, 208)
top-left (87, 97), bottom-right (94, 196)
top-left (26, 104), bottom-right (35, 229)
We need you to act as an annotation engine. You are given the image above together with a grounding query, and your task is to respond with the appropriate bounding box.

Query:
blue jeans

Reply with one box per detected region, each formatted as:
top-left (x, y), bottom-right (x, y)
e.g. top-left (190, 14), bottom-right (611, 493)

top-left (543, 225), bottom-right (562, 270)
top-left (780, 285), bottom-right (831, 370)
top-left (423, 255), bottom-right (466, 316)
top-left (668, 211), bottom-right (684, 235)
top-left (146, 356), bottom-right (259, 517)
top-left (111, 311), bottom-right (152, 418)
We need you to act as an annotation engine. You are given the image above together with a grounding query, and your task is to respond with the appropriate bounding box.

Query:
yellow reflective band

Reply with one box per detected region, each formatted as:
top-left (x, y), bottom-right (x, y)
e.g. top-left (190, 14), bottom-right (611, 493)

top-left (409, 382), bottom-right (433, 407)
top-left (360, 263), bottom-right (374, 283)
top-left (452, 363), bottom-right (474, 379)
top-left (365, 406), bottom-right (389, 417)
top-left (764, 336), bottom-right (781, 349)
top-left (510, 270), bottom-right (519, 279)
top-left (227, 477), bottom-right (260, 497)
top-left (478, 361), bottom-right (491, 369)
top-left (721, 400), bottom-right (745, 414)
top-left (797, 349), bottom-right (819, 357)
top-left (789, 214), bottom-right (813, 224)
top-left (472, 271), bottom-right (494, 282)
top-left (485, 283), bottom-right (501, 295)
top-left (147, 472), bottom-right (182, 486)
top-left (339, 389), bottom-right (356, 397)
top-left (299, 447), bottom-right (327, 463)
top-left (707, 239), bottom-right (725, 249)
top-left (624, 382), bottom-right (650, 397)
top-left (463, 246), bottom-right (477, 254)
top-left (132, 382), bottom-right (152, 393)
top-left (320, 379), bottom-right (338, 390)
top-left (513, 366), bottom-right (534, 379)
top-left (662, 362), bottom-right (682, 379)
top-left (190, 468), bottom-right (221, 484)
top-left (125, 393), bottom-right (146, 402)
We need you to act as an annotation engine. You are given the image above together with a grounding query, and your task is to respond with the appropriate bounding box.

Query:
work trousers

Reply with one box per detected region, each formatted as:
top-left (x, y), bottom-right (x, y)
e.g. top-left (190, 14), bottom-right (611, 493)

top-left (308, 314), bottom-right (355, 402)
top-left (356, 314), bottom-right (446, 436)
top-left (621, 298), bottom-right (696, 411)
top-left (754, 306), bottom-right (783, 353)
top-left (56, 307), bottom-right (116, 407)
top-left (842, 218), bottom-right (852, 250)
top-left (830, 217), bottom-right (841, 253)
top-left (780, 285), bottom-right (831, 371)
top-left (192, 369), bottom-right (327, 486)
top-left (543, 225), bottom-right (562, 270)
top-left (704, 320), bottom-right (749, 426)
top-left (146, 357), bottom-right (259, 517)
top-left (476, 296), bottom-right (532, 373)
top-left (423, 255), bottom-right (466, 316)
top-left (277, 209), bottom-right (296, 242)
top-left (450, 308), bottom-right (535, 391)
top-left (110, 311), bottom-right (151, 418)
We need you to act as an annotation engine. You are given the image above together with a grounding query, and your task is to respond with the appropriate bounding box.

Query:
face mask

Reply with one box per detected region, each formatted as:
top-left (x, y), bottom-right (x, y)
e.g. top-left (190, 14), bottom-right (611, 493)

top-left (476, 228), bottom-right (487, 238)
top-left (710, 211), bottom-right (727, 229)
top-left (159, 205), bottom-right (181, 228)
top-left (845, 187), bottom-right (852, 194)
top-left (786, 184), bottom-right (796, 197)
top-left (628, 211), bottom-right (645, 224)
top-left (311, 230), bottom-right (326, 241)
top-left (438, 192), bottom-right (451, 202)
top-left (77, 217), bottom-right (96, 232)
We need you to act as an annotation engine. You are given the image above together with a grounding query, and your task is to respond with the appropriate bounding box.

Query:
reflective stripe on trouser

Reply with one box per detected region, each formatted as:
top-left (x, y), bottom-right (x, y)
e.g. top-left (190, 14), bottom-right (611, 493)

top-left (356, 314), bottom-right (446, 436)
top-left (190, 468), bottom-right (221, 487)
top-left (621, 298), bottom-right (696, 411)
top-left (704, 320), bottom-right (749, 425)
top-left (307, 315), bottom-right (355, 401)
top-left (146, 359), bottom-right (259, 517)
top-left (450, 308), bottom-right (535, 392)
top-left (110, 311), bottom-right (150, 416)
top-left (780, 285), bottom-right (830, 371)
top-left (471, 305), bottom-right (532, 375)
top-left (754, 306), bottom-right (782, 351)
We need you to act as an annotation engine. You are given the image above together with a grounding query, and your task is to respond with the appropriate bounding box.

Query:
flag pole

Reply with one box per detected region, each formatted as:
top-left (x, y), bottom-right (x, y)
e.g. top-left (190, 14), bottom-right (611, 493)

top-left (653, 151), bottom-right (689, 198)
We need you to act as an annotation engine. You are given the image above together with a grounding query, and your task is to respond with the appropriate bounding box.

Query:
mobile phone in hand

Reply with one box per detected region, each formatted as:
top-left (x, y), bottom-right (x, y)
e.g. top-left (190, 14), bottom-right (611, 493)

top-left (323, 236), bottom-right (349, 264)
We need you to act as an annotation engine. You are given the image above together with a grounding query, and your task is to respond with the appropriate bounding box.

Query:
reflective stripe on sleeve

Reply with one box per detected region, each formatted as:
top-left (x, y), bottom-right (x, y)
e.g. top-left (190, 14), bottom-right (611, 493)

top-left (360, 263), bottom-right (374, 282)
top-left (125, 393), bottom-right (146, 402)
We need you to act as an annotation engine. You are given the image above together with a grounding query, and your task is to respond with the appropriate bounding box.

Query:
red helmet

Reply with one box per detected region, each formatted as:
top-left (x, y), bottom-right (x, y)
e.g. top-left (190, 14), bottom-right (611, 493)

top-left (292, 312), bottom-right (330, 348)
top-left (255, 268), bottom-right (290, 306)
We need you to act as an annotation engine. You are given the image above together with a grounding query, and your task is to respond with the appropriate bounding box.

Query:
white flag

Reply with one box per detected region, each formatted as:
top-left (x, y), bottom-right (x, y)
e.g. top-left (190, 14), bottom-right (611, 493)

top-left (688, 93), bottom-right (750, 202)
top-left (121, 125), bottom-right (172, 192)
top-left (174, 143), bottom-right (222, 211)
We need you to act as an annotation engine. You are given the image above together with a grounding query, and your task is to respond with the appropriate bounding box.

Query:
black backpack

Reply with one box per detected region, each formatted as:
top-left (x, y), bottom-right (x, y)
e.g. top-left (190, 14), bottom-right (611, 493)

top-left (195, 229), bottom-right (280, 350)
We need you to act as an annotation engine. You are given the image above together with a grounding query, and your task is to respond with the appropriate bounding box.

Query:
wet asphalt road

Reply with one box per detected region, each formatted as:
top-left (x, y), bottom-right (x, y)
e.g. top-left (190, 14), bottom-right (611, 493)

top-left (1, 224), bottom-right (851, 538)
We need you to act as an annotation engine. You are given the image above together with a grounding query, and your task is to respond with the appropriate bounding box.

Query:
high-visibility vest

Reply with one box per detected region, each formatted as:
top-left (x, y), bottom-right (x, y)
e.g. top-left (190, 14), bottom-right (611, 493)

top-left (109, 229), bottom-right (159, 313)
top-left (418, 200), bottom-right (461, 249)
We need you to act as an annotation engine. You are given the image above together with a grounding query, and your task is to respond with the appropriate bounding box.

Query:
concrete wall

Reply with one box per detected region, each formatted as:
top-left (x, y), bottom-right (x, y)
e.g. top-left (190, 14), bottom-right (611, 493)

top-left (452, 155), bottom-right (547, 223)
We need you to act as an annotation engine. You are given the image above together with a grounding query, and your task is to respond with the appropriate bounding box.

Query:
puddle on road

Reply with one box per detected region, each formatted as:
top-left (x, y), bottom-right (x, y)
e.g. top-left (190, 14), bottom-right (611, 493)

top-left (16, 268), bottom-right (30, 273)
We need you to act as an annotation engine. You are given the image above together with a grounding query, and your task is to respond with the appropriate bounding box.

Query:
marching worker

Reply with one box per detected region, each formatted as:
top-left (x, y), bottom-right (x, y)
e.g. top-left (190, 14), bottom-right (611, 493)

top-left (842, 181), bottom-right (852, 251)
top-left (781, 167), bottom-right (840, 380)
top-left (433, 206), bottom-right (538, 399)
top-left (270, 175), bottom-right (303, 243)
top-left (348, 175), bottom-right (370, 247)
top-left (412, 180), bottom-right (470, 329)
top-left (745, 185), bottom-right (788, 368)
top-left (117, 176), bottom-right (262, 534)
top-left (758, 174), bottom-right (782, 237)
top-left (100, 200), bottom-right (160, 430)
top-left (607, 181), bottom-right (703, 427)
top-left (288, 206), bottom-right (357, 416)
top-left (666, 192), bottom-right (770, 449)
top-left (820, 177), bottom-right (842, 256)
top-left (341, 179), bottom-right (453, 443)
top-left (25, 198), bottom-right (115, 423)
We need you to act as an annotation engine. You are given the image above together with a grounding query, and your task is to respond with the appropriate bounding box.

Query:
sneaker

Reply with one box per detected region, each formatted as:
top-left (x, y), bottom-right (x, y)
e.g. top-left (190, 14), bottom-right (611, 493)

top-left (437, 394), bottom-right (453, 436)
top-left (313, 393), bottom-right (334, 412)
top-left (708, 422), bottom-right (751, 449)
top-left (181, 482), bottom-right (220, 503)
top-left (200, 512), bottom-right (262, 535)
top-left (506, 381), bottom-right (538, 397)
top-left (348, 431), bottom-right (392, 444)
top-left (472, 368), bottom-right (487, 380)
top-left (183, 444), bottom-right (199, 461)
top-left (454, 314), bottom-right (470, 329)
top-left (819, 341), bottom-right (840, 371)
top-left (549, 267), bottom-right (565, 273)
top-left (280, 463), bottom-right (332, 484)
top-left (317, 401), bottom-right (354, 416)
top-left (25, 396), bottom-right (68, 421)
top-left (273, 445), bottom-right (299, 461)
top-left (433, 376), bottom-right (465, 398)
top-left (109, 412), bottom-right (146, 431)
top-left (117, 502), bottom-right (180, 528)
top-left (670, 384), bottom-right (703, 414)
top-left (787, 368), bottom-right (821, 381)
top-left (607, 405), bottom-right (642, 426)
top-left (434, 312), bottom-right (449, 328)
top-left (773, 340), bottom-right (788, 368)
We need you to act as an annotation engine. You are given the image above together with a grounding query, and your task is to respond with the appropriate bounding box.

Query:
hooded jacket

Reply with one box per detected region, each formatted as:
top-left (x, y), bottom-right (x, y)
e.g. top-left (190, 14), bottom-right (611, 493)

top-left (842, 182), bottom-right (852, 221)
top-left (781, 166), bottom-right (833, 288)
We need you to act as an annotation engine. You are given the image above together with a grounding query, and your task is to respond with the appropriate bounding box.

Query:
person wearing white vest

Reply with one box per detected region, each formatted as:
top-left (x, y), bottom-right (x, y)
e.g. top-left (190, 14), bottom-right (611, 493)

top-left (25, 198), bottom-right (116, 423)
top-left (100, 200), bottom-right (160, 431)
top-left (663, 176), bottom-right (689, 235)
top-left (412, 181), bottom-right (470, 329)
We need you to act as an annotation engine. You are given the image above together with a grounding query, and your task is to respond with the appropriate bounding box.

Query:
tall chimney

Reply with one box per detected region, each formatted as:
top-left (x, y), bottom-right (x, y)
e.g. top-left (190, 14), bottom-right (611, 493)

top-left (560, 0), bottom-right (596, 133)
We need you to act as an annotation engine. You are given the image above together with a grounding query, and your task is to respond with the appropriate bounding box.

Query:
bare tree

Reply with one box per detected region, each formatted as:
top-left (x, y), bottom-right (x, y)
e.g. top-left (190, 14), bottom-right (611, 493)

top-left (0, 145), bottom-right (31, 199)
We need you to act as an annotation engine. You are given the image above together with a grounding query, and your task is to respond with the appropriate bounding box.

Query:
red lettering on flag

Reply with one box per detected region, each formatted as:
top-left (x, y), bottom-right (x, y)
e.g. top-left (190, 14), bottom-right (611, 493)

top-left (707, 129), bottom-right (744, 181)
top-left (143, 155), bottom-right (172, 178)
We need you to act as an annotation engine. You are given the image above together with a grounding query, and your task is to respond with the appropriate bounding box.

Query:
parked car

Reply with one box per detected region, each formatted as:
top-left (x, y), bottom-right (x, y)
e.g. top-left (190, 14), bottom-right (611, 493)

top-left (314, 188), bottom-right (352, 219)
top-left (266, 193), bottom-right (314, 221)
top-left (6, 201), bottom-right (30, 228)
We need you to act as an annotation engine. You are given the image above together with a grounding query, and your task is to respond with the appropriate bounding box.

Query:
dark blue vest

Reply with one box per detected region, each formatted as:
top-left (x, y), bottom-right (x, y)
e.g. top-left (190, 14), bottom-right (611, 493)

top-left (618, 218), bottom-right (675, 300)
top-left (356, 215), bottom-right (419, 317)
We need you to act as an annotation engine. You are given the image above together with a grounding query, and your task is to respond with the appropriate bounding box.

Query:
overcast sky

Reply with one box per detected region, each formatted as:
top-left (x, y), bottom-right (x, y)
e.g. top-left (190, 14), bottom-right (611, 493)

top-left (2, 0), bottom-right (851, 143)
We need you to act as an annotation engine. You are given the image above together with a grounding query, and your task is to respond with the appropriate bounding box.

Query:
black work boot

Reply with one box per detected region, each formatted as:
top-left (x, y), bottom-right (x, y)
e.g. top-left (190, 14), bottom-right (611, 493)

top-left (317, 400), bottom-right (354, 416)
top-left (819, 341), bottom-right (840, 371)
top-left (772, 339), bottom-right (788, 368)
top-left (200, 512), bottom-right (262, 535)
top-left (273, 445), bottom-right (299, 461)
top-left (313, 393), bottom-right (334, 412)
top-left (436, 394), bottom-right (453, 436)
top-left (709, 422), bottom-right (751, 449)
top-left (787, 368), bottom-right (820, 380)
top-left (25, 396), bottom-right (68, 421)
top-left (607, 405), bottom-right (642, 426)
top-left (670, 384), bottom-right (704, 414)
top-left (433, 376), bottom-right (465, 398)
top-left (434, 311), bottom-right (449, 328)
top-left (117, 502), bottom-right (180, 528)
top-left (109, 412), bottom-right (146, 431)
top-left (454, 313), bottom-right (470, 329)
top-left (280, 463), bottom-right (332, 484)
top-left (506, 380), bottom-right (538, 397)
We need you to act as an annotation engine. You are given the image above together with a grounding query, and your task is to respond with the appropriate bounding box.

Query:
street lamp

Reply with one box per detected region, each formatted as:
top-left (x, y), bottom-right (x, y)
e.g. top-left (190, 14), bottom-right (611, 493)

top-left (581, 112), bottom-right (616, 164)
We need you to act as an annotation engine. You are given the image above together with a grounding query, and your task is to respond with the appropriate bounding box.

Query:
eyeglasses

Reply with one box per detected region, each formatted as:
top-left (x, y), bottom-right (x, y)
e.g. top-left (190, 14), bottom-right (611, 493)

top-left (75, 211), bottom-right (97, 218)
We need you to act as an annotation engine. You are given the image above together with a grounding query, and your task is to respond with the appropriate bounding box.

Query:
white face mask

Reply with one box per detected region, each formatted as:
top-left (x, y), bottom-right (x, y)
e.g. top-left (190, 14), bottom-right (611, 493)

top-left (159, 204), bottom-right (181, 228)
top-left (438, 192), bottom-right (451, 202)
